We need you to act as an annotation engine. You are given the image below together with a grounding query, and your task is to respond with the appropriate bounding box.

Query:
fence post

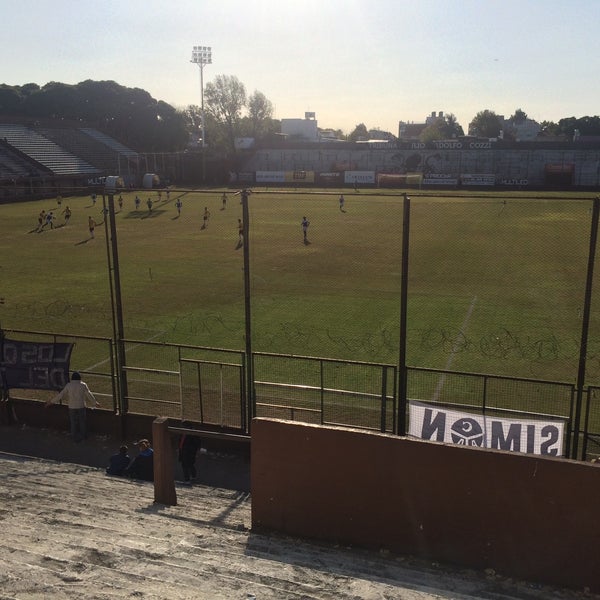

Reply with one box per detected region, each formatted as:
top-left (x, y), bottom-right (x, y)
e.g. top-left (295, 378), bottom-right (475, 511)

top-left (380, 366), bottom-right (387, 432)
top-left (398, 193), bottom-right (411, 435)
top-left (573, 196), bottom-right (600, 459)
top-left (153, 417), bottom-right (177, 506)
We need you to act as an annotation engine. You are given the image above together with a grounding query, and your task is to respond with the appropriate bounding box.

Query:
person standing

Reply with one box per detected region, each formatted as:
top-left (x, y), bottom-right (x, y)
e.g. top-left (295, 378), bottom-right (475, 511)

top-left (43, 211), bottom-right (55, 230)
top-left (221, 192), bottom-right (227, 209)
top-left (178, 433), bottom-right (201, 482)
top-left (339, 194), bottom-right (345, 212)
top-left (88, 216), bottom-right (96, 238)
top-left (134, 195), bottom-right (141, 211)
top-left (146, 198), bottom-right (153, 213)
top-left (45, 372), bottom-right (99, 442)
top-left (118, 195), bottom-right (123, 211)
top-left (62, 205), bottom-right (72, 225)
top-left (238, 218), bottom-right (244, 244)
top-left (175, 198), bottom-right (183, 216)
top-left (202, 206), bottom-right (210, 228)
top-left (37, 210), bottom-right (46, 232)
top-left (301, 216), bottom-right (310, 243)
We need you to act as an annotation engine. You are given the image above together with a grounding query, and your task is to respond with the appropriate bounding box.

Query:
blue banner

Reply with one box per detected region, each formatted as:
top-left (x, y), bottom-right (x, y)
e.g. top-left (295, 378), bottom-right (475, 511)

top-left (0, 338), bottom-right (74, 391)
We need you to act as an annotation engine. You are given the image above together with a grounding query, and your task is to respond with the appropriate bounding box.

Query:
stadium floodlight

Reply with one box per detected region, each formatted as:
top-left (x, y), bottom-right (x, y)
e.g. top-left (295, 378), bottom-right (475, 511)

top-left (190, 45), bottom-right (212, 149)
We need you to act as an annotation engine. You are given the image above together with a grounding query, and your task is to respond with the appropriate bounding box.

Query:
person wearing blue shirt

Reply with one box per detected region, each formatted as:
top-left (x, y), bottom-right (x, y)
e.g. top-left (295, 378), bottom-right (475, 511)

top-left (125, 439), bottom-right (154, 481)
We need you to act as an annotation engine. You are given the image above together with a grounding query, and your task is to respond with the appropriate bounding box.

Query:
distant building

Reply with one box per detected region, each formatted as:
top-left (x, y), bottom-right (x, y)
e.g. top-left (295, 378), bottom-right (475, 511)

top-left (399, 111), bottom-right (446, 139)
top-left (281, 113), bottom-right (319, 142)
top-left (505, 116), bottom-right (541, 141)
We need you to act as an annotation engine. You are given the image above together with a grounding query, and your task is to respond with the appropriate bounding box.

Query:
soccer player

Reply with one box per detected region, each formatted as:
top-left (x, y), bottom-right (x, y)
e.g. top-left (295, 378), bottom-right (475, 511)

top-left (134, 195), bottom-right (141, 211)
top-left (339, 194), bottom-right (345, 212)
top-left (301, 216), bottom-right (310, 243)
top-left (88, 216), bottom-right (96, 238)
top-left (146, 198), bottom-right (153, 213)
top-left (37, 210), bottom-right (46, 232)
top-left (238, 218), bottom-right (244, 243)
top-left (221, 192), bottom-right (227, 209)
top-left (175, 198), bottom-right (182, 216)
top-left (62, 205), bottom-right (72, 225)
top-left (118, 195), bottom-right (123, 211)
top-left (203, 207), bottom-right (210, 228)
top-left (44, 211), bottom-right (55, 230)
top-left (91, 193), bottom-right (97, 206)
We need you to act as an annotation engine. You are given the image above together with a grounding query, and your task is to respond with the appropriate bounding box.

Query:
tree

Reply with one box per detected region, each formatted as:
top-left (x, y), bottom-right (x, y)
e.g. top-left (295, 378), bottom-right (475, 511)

top-left (444, 113), bottom-right (464, 138)
top-left (511, 108), bottom-right (527, 124)
top-left (348, 123), bottom-right (369, 142)
top-left (247, 90), bottom-right (274, 138)
top-left (419, 113), bottom-right (464, 142)
top-left (204, 75), bottom-right (246, 153)
top-left (468, 110), bottom-right (502, 138)
top-left (539, 120), bottom-right (561, 137)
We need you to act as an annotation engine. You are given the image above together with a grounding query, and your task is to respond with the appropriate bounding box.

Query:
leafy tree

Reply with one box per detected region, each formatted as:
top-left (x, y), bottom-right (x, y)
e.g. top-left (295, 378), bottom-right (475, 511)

top-left (444, 113), bottom-right (464, 138)
top-left (468, 110), bottom-right (502, 138)
top-left (204, 74), bottom-right (246, 153)
top-left (419, 113), bottom-right (464, 142)
top-left (558, 115), bottom-right (600, 136)
top-left (539, 120), bottom-right (561, 137)
top-left (0, 84), bottom-right (23, 114)
top-left (247, 90), bottom-right (273, 138)
top-left (511, 108), bottom-right (527, 124)
top-left (348, 123), bottom-right (369, 142)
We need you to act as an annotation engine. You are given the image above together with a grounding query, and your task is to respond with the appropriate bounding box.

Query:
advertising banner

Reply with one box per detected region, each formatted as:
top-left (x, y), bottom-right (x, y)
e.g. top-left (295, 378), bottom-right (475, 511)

top-left (408, 400), bottom-right (565, 456)
top-left (422, 174), bottom-right (459, 185)
top-left (316, 172), bottom-right (343, 185)
top-left (256, 171), bottom-right (286, 183)
top-left (1, 338), bottom-right (74, 391)
top-left (344, 171), bottom-right (375, 184)
top-left (284, 170), bottom-right (315, 183)
top-left (460, 174), bottom-right (495, 186)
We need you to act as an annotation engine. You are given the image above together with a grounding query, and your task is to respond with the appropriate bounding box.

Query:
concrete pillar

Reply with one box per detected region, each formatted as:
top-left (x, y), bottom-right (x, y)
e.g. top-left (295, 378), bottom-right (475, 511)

top-left (152, 417), bottom-right (177, 506)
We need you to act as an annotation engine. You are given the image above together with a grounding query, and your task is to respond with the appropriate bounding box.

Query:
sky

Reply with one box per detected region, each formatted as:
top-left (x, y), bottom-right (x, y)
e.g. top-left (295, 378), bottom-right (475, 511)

top-left (1, 0), bottom-right (599, 135)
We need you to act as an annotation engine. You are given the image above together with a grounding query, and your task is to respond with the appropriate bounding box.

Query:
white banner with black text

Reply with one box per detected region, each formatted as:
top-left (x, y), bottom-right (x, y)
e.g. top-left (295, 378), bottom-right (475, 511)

top-left (408, 400), bottom-right (565, 456)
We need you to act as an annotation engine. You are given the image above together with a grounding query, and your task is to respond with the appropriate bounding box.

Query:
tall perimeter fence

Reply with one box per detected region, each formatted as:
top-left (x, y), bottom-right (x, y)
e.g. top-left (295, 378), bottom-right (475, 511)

top-left (3, 328), bottom-right (600, 461)
top-left (3, 192), bottom-right (600, 461)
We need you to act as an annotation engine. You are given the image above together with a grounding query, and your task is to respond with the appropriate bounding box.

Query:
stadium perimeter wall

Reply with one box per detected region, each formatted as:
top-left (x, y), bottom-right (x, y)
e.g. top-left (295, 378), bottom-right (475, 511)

top-left (251, 418), bottom-right (600, 593)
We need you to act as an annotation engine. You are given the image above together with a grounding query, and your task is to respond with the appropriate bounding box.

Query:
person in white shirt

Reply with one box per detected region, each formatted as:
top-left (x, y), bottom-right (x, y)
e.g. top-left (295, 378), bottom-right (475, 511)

top-left (45, 372), bottom-right (99, 442)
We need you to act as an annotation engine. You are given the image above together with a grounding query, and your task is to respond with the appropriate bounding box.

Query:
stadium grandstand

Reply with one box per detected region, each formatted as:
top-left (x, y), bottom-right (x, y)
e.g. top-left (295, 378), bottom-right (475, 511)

top-left (0, 119), bottom-right (140, 201)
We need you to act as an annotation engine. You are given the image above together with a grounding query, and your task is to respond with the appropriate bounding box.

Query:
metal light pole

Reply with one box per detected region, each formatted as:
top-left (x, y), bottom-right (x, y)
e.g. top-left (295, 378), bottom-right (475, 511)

top-left (190, 45), bottom-right (212, 182)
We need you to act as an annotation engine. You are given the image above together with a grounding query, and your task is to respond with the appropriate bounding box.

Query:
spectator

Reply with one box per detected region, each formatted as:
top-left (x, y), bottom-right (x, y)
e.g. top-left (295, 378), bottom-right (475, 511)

top-left (106, 445), bottom-right (130, 476)
top-left (125, 439), bottom-right (154, 481)
top-left (178, 433), bottom-right (201, 482)
top-left (45, 372), bottom-right (99, 442)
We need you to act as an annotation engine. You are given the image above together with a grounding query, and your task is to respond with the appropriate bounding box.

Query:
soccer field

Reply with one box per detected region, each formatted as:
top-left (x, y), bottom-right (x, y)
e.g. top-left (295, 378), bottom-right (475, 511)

top-left (1, 188), bottom-right (599, 386)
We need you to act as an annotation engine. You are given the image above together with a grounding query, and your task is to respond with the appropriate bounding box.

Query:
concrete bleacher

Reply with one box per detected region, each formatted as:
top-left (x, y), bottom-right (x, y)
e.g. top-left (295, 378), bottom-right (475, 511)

top-left (80, 127), bottom-right (139, 159)
top-left (0, 425), bottom-right (589, 599)
top-left (36, 126), bottom-right (125, 174)
top-left (0, 123), bottom-right (100, 176)
top-left (0, 143), bottom-right (46, 180)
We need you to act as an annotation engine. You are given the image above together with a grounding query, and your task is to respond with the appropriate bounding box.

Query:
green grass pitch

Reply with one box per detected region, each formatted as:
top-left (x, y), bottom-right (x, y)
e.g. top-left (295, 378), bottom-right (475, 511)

top-left (1, 187), bottom-right (599, 387)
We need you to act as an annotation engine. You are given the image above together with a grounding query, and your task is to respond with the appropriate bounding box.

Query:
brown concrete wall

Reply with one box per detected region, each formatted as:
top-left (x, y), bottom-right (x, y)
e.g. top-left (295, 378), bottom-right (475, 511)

top-left (251, 418), bottom-right (600, 593)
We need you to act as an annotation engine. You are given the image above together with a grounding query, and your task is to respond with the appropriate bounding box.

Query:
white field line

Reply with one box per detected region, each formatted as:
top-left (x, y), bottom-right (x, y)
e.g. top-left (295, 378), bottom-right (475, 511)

top-left (84, 331), bottom-right (166, 373)
top-left (431, 296), bottom-right (478, 402)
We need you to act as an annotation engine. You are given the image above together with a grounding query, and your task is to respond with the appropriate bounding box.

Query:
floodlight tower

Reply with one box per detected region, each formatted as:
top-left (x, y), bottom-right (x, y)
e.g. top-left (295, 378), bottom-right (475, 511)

top-left (190, 45), bottom-right (212, 149)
